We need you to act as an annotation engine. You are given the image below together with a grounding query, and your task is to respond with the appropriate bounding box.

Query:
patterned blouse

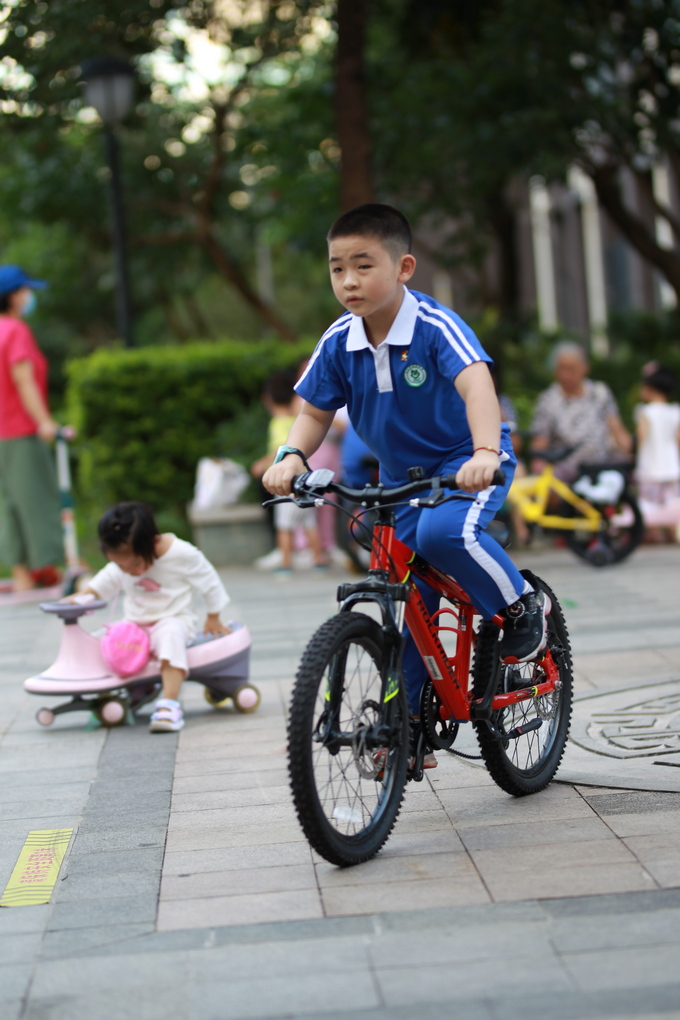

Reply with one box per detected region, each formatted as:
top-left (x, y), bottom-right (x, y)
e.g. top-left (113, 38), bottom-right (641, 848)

top-left (530, 379), bottom-right (621, 480)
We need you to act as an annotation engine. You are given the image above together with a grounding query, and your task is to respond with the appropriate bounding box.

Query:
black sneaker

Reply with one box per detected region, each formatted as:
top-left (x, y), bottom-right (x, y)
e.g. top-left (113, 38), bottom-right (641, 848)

top-left (499, 589), bottom-right (551, 662)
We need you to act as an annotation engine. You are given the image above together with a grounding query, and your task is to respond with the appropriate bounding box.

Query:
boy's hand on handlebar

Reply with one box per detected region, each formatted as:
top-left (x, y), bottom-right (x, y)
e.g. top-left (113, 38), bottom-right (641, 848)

top-left (455, 449), bottom-right (501, 493)
top-left (262, 454), bottom-right (306, 496)
top-left (204, 613), bottom-right (232, 637)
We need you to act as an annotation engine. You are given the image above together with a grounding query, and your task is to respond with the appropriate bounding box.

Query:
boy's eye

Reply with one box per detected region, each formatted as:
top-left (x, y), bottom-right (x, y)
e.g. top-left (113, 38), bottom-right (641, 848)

top-left (358, 264), bottom-right (372, 270)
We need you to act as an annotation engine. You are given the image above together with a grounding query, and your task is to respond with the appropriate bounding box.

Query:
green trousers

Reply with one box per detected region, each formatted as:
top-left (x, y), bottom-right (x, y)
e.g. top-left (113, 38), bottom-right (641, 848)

top-left (0, 435), bottom-right (63, 568)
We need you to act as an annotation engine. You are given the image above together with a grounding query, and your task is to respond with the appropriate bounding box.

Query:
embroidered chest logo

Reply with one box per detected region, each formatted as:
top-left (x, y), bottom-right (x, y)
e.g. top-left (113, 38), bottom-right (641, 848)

top-left (135, 577), bottom-right (161, 592)
top-left (404, 364), bottom-right (427, 387)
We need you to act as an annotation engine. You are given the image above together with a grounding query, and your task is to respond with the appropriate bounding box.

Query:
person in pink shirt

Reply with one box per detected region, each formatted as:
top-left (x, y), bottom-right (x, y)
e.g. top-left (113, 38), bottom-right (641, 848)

top-left (0, 265), bottom-right (65, 591)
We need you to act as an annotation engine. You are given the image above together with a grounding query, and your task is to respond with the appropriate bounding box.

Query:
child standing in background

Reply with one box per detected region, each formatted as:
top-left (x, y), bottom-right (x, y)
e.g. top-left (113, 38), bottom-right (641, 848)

top-left (635, 366), bottom-right (680, 542)
top-left (72, 502), bottom-right (231, 732)
top-left (251, 369), bottom-right (326, 574)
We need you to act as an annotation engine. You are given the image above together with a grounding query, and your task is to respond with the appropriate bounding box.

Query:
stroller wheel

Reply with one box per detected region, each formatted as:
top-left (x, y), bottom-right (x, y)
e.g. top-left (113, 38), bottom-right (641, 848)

top-left (233, 685), bottom-right (260, 713)
top-left (97, 699), bottom-right (127, 727)
top-left (204, 688), bottom-right (230, 709)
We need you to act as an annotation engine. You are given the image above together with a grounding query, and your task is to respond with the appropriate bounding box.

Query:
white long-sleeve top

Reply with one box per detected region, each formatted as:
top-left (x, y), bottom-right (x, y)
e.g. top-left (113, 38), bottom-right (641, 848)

top-left (89, 535), bottom-right (229, 627)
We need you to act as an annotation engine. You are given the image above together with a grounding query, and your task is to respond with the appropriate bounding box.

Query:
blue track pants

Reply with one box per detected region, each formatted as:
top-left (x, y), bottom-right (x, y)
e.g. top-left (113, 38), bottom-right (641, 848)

top-left (394, 454), bottom-right (525, 714)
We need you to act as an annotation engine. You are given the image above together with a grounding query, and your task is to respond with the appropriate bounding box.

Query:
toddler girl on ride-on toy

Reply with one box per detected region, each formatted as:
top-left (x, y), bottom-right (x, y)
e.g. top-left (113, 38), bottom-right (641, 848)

top-left (69, 501), bottom-right (231, 732)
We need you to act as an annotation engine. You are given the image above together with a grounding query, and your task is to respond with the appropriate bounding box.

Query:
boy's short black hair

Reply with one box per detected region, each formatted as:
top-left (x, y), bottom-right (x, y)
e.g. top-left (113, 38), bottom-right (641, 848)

top-left (263, 368), bottom-right (297, 407)
top-left (98, 502), bottom-right (158, 564)
top-left (644, 366), bottom-right (676, 397)
top-left (327, 203), bottom-right (412, 259)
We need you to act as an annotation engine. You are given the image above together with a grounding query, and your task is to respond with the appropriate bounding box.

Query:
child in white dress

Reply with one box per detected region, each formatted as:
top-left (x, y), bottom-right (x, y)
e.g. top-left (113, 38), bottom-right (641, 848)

top-left (79, 502), bottom-right (231, 731)
top-left (635, 367), bottom-right (680, 541)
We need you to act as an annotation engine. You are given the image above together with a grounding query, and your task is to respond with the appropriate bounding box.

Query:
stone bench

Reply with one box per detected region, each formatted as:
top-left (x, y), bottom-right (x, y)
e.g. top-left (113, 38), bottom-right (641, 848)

top-left (187, 503), bottom-right (273, 567)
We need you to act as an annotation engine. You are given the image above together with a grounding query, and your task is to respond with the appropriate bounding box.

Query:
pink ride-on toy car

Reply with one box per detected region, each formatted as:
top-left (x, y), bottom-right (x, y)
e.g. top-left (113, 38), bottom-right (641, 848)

top-left (24, 599), bottom-right (257, 727)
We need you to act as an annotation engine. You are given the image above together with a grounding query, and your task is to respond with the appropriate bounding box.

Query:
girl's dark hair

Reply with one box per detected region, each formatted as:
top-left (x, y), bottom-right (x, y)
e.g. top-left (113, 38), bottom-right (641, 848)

top-left (98, 502), bottom-right (158, 563)
top-left (643, 366), bottom-right (676, 397)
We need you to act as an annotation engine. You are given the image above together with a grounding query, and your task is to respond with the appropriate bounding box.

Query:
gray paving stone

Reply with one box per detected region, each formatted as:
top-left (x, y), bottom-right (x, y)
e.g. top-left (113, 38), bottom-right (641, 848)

top-left (562, 943), bottom-right (680, 991)
top-left (23, 988), bottom-right (188, 1020)
top-left (549, 908), bottom-right (680, 952)
top-left (39, 923), bottom-right (155, 960)
top-left (584, 791), bottom-right (680, 815)
top-left (76, 806), bottom-right (171, 833)
top-left (47, 892), bottom-right (159, 930)
top-left (67, 826), bottom-right (168, 855)
top-left (0, 962), bottom-right (33, 1001)
top-left (186, 967), bottom-right (380, 1020)
top-left (374, 954), bottom-right (574, 1008)
top-left (0, 930), bottom-right (43, 963)
top-left (0, 904), bottom-right (51, 934)
top-left (57, 869), bottom-right (160, 903)
top-left (61, 846), bottom-right (165, 876)
top-left (539, 888), bottom-right (680, 919)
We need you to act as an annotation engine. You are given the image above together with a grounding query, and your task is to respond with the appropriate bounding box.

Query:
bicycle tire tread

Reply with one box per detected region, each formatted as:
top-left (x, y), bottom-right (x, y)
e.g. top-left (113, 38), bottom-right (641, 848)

top-left (287, 612), bottom-right (408, 866)
top-left (472, 573), bottom-right (573, 796)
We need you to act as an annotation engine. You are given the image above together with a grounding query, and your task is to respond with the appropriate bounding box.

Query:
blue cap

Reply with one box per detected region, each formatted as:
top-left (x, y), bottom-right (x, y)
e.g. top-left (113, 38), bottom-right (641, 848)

top-left (0, 265), bottom-right (48, 297)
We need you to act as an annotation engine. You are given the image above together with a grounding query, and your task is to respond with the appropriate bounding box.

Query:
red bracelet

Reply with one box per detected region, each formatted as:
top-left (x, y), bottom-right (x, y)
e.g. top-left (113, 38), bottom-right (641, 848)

top-left (474, 446), bottom-right (500, 455)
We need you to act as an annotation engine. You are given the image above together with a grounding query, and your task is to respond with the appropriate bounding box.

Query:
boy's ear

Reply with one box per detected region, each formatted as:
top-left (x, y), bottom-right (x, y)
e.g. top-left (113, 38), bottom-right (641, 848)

top-left (398, 253), bottom-right (416, 282)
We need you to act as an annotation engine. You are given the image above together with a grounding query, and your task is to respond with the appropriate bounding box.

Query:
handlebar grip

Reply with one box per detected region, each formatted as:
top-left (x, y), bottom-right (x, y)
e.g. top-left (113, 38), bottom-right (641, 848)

top-left (441, 469), bottom-right (506, 489)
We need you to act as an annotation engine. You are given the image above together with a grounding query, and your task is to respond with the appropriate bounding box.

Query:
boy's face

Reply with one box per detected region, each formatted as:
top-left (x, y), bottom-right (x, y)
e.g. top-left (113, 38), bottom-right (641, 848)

top-left (328, 234), bottom-right (415, 320)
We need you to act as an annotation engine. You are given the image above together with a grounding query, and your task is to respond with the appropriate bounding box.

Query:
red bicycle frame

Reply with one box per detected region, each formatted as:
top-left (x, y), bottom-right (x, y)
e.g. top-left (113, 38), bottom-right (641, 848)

top-left (369, 521), bottom-right (560, 722)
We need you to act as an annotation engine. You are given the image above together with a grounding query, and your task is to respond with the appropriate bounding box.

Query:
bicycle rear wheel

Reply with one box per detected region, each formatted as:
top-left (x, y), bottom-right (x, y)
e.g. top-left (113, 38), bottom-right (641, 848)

top-left (562, 493), bottom-right (643, 565)
top-left (288, 612), bottom-right (409, 866)
top-left (472, 572), bottom-right (573, 796)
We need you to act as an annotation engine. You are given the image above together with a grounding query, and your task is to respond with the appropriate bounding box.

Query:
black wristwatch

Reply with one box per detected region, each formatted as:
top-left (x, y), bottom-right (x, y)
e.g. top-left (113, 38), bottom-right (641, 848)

top-left (273, 445), bottom-right (311, 470)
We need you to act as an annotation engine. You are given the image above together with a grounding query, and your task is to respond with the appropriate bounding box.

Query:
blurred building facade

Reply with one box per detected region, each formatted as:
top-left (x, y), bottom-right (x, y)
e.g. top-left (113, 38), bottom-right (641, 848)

top-left (410, 164), bottom-right (677, 352)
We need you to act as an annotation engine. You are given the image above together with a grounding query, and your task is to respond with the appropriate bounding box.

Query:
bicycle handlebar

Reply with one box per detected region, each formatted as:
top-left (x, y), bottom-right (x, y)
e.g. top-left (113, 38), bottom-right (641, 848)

top-left (289, 467), bottom-right (506, 508)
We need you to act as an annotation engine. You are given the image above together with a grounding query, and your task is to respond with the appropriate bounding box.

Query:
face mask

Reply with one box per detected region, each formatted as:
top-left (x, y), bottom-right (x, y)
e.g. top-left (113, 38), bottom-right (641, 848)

top-left (22, 291), bottom-right (37, 317)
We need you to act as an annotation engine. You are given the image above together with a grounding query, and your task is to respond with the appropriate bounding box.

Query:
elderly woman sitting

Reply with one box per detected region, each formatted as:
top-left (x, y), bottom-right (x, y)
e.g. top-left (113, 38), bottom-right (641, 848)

top-left (530, 342), bottom-right (632, 481)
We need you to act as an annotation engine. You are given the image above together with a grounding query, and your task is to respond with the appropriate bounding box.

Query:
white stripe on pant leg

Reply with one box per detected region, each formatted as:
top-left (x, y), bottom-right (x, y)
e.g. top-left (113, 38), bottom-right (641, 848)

top-left (462, 488), bottom-right (521, 606)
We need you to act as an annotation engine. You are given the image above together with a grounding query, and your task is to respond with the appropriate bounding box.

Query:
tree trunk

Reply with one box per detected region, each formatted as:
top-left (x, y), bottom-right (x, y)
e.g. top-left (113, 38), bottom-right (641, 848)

top-left (486, 190), bottom-right (519, 319)
top-left (335, 0), bottom-right (374, 211)
top-left (200, 230), bottom-right (298, 341)
top-left (588, 163), bottom-right (680, 305)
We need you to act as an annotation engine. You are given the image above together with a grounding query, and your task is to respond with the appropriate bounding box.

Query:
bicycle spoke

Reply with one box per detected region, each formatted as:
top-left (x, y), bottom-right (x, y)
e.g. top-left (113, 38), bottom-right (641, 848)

top-left (472, 573), bottom-right (573, 796)
top-left (288, 613), bottom-right (409, 865)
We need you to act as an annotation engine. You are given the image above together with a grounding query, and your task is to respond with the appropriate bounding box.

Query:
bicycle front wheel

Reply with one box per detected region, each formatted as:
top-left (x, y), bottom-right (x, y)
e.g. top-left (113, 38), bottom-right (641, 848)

top-left (562, 493), bottom-right (643, 565)
top-left (472, 573), bottom-right (573, 796)
top-left (288, 612), bottom-right (409, 866)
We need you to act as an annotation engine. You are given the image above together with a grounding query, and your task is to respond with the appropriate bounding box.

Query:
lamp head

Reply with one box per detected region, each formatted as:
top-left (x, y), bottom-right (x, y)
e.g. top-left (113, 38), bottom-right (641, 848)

top-left (82, 57), bottom-right (135, 126)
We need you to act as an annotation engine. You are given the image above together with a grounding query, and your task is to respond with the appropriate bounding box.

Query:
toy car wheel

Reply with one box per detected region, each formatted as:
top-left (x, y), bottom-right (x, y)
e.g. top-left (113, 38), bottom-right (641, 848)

top-left (36, 708), bottom-right (55, 727)
top-left (97, 699), bottom-right (127, 727)
top-left (233, 685), bottom-right (260, 714)
top-left (203, 688), bottom-right (230, 709)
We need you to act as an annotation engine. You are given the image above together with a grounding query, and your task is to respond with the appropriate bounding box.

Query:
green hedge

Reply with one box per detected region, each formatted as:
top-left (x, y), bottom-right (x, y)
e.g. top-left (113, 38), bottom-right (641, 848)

top-left (66, 340), bottom-right (313, 519)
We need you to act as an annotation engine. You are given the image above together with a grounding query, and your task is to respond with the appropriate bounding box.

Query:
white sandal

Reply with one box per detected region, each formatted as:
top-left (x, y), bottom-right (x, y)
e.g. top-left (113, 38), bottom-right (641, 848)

top-left (149, 699), bottom-right (184, 732)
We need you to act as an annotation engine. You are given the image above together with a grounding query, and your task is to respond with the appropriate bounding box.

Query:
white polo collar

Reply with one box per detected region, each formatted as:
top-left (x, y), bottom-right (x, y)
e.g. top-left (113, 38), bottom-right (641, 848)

top-left (346, 288), bottom-right (418, 351)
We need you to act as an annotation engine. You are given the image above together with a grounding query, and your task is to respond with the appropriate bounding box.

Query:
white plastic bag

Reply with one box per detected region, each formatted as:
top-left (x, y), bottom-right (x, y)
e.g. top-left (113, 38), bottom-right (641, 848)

top-left (572, 470), bottom-right (625, 504)
top-left (193, 458), bottom-right (249, 510)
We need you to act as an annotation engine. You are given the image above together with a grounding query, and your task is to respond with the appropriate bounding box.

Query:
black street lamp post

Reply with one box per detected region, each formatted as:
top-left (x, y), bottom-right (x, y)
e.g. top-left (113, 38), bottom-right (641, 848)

top-left (82, 57), bottom-right (135, 347)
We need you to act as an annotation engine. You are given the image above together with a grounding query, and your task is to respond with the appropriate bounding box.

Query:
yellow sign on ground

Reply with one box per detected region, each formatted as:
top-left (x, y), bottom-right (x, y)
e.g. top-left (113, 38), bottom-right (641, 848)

top-left (0, 828), bottom-right (74, 907)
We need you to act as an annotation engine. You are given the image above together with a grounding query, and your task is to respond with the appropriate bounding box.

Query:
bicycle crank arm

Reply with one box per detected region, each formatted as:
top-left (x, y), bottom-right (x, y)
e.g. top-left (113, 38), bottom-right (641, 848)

top-left (476, 715), bottom-right (543, 742)
top-left (313, 728), bottom-right (392, 752)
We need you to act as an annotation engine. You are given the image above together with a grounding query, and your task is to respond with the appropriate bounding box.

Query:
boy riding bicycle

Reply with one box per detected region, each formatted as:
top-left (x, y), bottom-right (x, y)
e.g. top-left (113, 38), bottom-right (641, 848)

top-left (263, 204), bottom-right (551, 749)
